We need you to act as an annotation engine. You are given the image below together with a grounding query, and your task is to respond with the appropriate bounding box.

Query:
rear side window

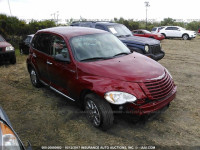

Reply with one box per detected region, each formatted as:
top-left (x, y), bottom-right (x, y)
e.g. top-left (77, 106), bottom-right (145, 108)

top-left (32, 33), bottom-right (52, 55)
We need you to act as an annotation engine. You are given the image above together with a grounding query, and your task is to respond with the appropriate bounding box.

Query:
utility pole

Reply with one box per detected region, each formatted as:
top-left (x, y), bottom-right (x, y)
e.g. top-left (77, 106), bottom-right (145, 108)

top-left (7, 0), bottom-right (12, 16)
top-left (144, 1), bottom-right (150, 29)
top-left (51, 11), bottom-right (59, 26)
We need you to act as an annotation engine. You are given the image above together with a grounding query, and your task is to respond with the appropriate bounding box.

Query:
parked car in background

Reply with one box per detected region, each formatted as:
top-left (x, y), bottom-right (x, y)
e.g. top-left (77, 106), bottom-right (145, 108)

top-left (159, 26), bottom-right (196, 40)
top-left (0, 35), bottom-right (16, 64)
top-left (198, 28), bottom-right (200, 35)
top-left (27, 27), bottom-right (177, 130)
top-left (71, 22), bottom-right (165, 61)
top-left (0, 106), bottom-right (32, 149)
top-left (19, 34), bottom-right (34, 54)
top-left (132, 29), bottom-right (165, 40)
top-left (151, 27), bottom-right (164, 34)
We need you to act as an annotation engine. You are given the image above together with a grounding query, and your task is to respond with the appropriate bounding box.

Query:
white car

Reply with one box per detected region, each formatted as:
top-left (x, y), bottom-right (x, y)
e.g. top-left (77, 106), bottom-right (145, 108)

top-left (159, 26), bottom-right (196, 40)
top-left (151, 27), bottom-right (164, 34)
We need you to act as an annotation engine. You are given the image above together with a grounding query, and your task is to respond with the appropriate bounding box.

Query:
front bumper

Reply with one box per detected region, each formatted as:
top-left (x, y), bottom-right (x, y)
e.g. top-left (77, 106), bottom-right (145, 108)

top-left (145, 50), bottom-right (165, 61)
top-left (125, 86), bottom-right (177, 115)
top-left (0, 51), bottom-right (15, 61)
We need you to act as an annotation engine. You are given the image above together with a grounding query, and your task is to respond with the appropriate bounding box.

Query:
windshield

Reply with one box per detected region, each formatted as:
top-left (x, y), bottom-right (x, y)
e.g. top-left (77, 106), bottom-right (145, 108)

top-left (107, 24), bottom-right (133, 37)
top-left (0, 35), bottom-right (5, 42)
top-left (70, 33), bottom-right (131, 62)
top-left (143, 30), bottom-right (151, 34)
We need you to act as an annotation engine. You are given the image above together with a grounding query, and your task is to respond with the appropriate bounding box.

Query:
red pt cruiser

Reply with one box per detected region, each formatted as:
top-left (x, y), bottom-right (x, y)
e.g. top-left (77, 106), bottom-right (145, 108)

top-left (27, 27), bottom-right (177, 130)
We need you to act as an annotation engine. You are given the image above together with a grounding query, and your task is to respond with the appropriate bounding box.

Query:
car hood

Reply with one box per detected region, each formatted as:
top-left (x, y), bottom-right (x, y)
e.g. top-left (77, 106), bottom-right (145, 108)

top-left (119, 36), bottom-right (160, 46)
top-left (77, 52), bottom-right (165, 82)
top-left (0, 41), bottom-right (11, 48)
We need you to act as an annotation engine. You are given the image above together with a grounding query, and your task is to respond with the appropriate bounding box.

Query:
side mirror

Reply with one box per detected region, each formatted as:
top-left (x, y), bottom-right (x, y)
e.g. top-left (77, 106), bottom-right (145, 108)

top-left (54, 54), bottom-right (70, 63)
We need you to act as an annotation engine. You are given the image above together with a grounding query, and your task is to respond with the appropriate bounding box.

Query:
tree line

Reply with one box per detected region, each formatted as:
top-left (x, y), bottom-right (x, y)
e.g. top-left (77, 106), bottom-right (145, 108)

top-left (0, 14), bottom-right (199, 47)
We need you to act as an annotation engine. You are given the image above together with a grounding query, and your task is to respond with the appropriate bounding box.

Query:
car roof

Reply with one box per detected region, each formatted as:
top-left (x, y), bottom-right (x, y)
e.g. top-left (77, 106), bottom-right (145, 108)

top-left (96, 22), bottom-right (119, 26)
top-left (37, 26), bottom-right (107, 39)
top-left (71, 21), bottom-right (120, 26)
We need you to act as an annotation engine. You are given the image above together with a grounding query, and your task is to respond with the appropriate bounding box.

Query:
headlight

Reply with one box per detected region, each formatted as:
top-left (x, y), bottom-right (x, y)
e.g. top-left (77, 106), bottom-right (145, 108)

top-left (104, 91), bottom-right (137, 105)
top-left (165, 68), bottom-right (173, 79)
top-left (0, 121), bottom-right (21, 149)
top-left (6, 46), bottom-right (14, 51)
top-left (144, 45), bottom-right (149, 52)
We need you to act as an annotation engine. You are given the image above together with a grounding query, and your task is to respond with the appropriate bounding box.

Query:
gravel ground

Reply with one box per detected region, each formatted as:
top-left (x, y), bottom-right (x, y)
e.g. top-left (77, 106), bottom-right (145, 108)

top-left (0, 36), bottom-right (199, 150)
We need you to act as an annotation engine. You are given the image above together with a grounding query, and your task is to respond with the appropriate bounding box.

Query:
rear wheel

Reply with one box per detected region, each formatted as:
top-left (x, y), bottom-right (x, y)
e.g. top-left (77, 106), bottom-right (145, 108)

top-left (84, 93), bottom-right (114, 130)
top-left (30, 68), bottom-right (42, 88)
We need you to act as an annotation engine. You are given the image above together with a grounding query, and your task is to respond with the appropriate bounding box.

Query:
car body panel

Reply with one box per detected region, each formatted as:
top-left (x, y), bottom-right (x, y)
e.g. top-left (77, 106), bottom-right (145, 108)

top-left (27, 27), bottom-right (176, 117)
top-left (70, 22), bottom-right (165, 61)
top-left (133, 29), bottom-right (165, 40)
top-left (0, 106), bottom-right (28, 149)
top-left (0, 35), bottom-right (16, 62)
top-left (159, 26), bottom-right (196, 39)
top-left (19, 34), bottom-right (34, 54)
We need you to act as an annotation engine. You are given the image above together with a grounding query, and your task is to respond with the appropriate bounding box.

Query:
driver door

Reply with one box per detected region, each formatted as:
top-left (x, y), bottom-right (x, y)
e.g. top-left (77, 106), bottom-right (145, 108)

top-left (47, 35), bottom-right (77, 97)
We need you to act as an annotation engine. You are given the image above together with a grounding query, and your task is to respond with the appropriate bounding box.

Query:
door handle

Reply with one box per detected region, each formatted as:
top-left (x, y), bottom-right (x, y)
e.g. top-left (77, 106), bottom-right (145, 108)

top-left (47, 61), bottom-right (53, 65)
top-left (33, 53), bottom-right (37, 58)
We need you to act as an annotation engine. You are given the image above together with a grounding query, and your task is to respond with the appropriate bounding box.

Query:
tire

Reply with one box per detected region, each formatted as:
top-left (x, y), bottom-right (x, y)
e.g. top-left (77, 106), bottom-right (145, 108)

top-left (84, 93), bottom-right (114, 130)
top-left (182, 34), bottom-right (189, 40)
top-left (10, 56), bottom-right (16, 64)
top-left (30, 68), bottom-right (42, 88)
top-left (161, 33), bottom-right (166, 39)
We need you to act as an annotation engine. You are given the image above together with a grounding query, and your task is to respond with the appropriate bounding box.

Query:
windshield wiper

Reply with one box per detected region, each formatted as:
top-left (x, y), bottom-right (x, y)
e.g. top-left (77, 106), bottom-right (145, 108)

top-left (126, 34), bottom-right (132, 37)
top-left (116, 35), bottom-right (125, 38)
top-left (113, 52), bottom-right (131, 57)
top-left (80, 57), bottom-right (112, 62)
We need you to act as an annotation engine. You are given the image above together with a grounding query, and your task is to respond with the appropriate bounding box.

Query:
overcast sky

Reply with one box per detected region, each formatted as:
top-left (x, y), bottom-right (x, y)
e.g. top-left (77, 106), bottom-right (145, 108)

top-left (0, 0), bottom-right (199, 23)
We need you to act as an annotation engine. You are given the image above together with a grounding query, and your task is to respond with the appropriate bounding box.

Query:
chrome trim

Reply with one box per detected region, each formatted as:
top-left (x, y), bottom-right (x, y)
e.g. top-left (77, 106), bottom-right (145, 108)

top-left (50, 86), bottom-right (75, 101)
top-left (47, 61), bottom-right (53, 65)
top-left (147, 72), bottom-right (165, 81)
top-left (39, 80), bottom-right (48, 86)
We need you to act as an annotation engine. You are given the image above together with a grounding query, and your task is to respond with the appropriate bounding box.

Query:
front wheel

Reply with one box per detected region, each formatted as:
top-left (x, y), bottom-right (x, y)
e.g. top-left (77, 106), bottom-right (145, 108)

top-left (84, 93), bottom-right (114, 130)
top-left (30, 68), bottom-right (42, 88)
top-left (182, 34), bottom-right (189, 40)
top-left (10, 56), bottom-right (16, 64)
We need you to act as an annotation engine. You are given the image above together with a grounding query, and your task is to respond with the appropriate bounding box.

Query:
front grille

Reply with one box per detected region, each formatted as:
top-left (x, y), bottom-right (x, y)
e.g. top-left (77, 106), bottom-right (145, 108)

top-left (149, 45), bottom-right (161, 55)
top-left (143, 72), bottom-right (174, 100)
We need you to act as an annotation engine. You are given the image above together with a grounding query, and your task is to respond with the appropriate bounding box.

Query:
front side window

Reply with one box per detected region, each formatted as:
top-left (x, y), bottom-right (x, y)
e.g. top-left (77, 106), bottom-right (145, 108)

top-left (50, 36), bottom-right (70, 61)
top-left (70, 33), bottom-right (131, 62)
top-left (166, 27), bottom-right (173, 30)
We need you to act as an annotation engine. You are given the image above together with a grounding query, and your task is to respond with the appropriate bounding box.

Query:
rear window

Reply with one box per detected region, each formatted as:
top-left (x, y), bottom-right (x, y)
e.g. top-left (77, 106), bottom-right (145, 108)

top-left (152, 28), bottom-right (157, 31)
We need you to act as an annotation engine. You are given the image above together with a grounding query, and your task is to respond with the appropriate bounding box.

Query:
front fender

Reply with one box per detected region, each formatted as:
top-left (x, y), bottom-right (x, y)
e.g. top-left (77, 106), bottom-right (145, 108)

top-left (78, 76), bottom-right (147, 100)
